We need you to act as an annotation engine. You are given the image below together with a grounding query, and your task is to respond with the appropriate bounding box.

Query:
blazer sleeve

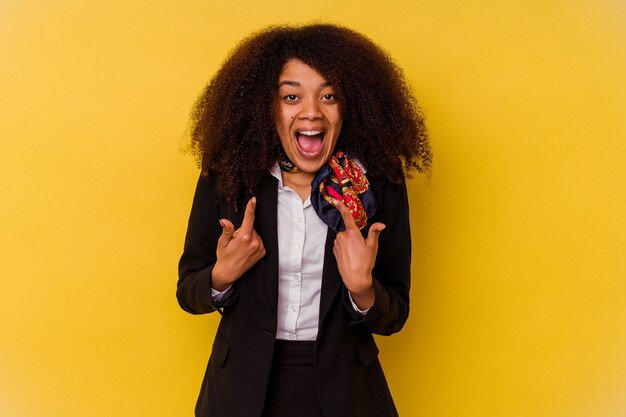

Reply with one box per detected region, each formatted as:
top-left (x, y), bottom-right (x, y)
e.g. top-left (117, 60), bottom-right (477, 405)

top-left (177, 174), bottom-right (239, 315)
top-left (344, 178), bottom-right (412, 335)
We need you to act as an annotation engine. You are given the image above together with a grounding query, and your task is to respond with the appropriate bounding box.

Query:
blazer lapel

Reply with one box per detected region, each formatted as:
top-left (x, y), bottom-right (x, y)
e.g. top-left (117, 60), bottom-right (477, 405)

top-left (318, 227), bottom-right (342, 328)
top-left (254, 175), bottom-right (279, 313)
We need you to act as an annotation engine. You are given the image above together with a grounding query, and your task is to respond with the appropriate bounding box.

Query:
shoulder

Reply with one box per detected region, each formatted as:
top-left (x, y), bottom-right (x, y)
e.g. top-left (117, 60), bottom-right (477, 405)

top-left (197, 171), bottom-right (277, 203)
top-left (368, 175), bottom-right (408, 204)
top-left (366, 175), bottom-right (410, 233)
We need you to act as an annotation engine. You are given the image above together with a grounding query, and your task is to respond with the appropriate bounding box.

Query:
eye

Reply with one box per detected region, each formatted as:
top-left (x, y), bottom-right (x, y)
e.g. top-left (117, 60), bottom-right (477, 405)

top-left (283, 94), bottom-right (299, 102)
top-left (321, 93), bottom-right (337, 102)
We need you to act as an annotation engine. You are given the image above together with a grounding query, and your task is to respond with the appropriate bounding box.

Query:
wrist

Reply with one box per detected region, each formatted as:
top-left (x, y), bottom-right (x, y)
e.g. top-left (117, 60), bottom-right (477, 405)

top-left (349, 285), bottom-right (375, 310)
top-left (211, 262), bottom-right (235, 292)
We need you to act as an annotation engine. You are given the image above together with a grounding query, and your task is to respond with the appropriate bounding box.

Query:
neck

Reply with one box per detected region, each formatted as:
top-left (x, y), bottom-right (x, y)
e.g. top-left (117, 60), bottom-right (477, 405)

top-left (281, 170), bottom-right (314, 202)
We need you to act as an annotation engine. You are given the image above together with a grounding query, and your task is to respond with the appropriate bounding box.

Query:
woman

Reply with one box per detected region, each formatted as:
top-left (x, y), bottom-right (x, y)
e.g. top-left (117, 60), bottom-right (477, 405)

top-left (177, 24), bottom-right (431, 417)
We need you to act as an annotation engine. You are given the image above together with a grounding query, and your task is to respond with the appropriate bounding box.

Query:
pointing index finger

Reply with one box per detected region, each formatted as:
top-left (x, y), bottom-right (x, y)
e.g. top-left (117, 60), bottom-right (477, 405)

top-left (240, 197), bottom-right (257, 232)
top-left (332, 198), bottom-right (359, 231)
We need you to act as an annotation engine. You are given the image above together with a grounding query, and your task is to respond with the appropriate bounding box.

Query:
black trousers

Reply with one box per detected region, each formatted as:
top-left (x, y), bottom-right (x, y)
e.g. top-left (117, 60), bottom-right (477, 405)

top-left (262, 340), bottom-right (325, 417)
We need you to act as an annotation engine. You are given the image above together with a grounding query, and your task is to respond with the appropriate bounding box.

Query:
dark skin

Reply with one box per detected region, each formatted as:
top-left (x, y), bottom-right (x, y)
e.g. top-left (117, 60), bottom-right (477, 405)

top-left (331, 197), bottom-right (385, 310)
top-left (281, 170), bottom-right (315, 202)
top-left (211, 197), bottom-right (266, 292)
top-left (189, 24), bottom-right (431, 209)
top-left (210, 193), bottom-right (384, 310)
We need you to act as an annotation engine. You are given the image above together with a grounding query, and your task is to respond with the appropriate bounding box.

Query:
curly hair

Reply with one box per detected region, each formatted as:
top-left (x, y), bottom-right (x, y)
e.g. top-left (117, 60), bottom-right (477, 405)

top-left (188, 23), bottom-right (431, 206)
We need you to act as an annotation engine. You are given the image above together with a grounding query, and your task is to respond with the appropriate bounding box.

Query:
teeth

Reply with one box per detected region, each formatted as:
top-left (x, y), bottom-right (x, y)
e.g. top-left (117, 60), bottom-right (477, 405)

top-left (298, 130), bottom-right (323, 136)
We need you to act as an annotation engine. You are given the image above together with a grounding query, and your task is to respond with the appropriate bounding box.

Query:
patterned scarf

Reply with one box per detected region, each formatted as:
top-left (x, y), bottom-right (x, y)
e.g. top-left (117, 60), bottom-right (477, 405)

top-left (279, 151), bottom-right (377, 233)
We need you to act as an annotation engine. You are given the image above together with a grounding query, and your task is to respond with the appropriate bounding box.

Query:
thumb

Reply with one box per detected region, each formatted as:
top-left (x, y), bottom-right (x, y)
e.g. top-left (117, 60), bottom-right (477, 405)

top-left (217, 219), bottom-right (235, 247)
top-left (366, 222), bottom-right (386, 248)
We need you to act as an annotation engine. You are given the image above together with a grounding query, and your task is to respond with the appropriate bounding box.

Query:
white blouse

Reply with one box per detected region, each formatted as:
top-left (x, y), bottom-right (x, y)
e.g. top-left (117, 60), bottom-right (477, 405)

top-left (271, 164), bottom-right (327, 340)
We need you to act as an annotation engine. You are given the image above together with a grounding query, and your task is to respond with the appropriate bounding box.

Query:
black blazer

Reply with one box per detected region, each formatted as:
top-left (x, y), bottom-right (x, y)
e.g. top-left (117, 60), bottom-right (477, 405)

top-left (177, 173), bottom-right (412, 417)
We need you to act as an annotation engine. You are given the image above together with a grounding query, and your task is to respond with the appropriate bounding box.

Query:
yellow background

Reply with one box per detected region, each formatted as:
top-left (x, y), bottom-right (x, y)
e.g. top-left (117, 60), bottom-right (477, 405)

top-left (1, 0), bottom-right (625, 416)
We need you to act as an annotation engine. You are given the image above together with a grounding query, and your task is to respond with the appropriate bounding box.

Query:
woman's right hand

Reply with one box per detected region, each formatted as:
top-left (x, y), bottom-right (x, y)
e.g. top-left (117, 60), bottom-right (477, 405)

top-left (211, 197), bottom-right (266, 291)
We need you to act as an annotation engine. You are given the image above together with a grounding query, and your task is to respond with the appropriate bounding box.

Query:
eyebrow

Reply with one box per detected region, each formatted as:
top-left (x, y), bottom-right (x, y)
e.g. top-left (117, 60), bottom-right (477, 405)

top-left (278, 80), bottom-right (332, 88)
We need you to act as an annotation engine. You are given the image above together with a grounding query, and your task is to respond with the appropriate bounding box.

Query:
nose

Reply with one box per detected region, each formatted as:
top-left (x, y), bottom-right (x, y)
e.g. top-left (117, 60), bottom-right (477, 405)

top-left (298, 98), bottom-right (323, 120)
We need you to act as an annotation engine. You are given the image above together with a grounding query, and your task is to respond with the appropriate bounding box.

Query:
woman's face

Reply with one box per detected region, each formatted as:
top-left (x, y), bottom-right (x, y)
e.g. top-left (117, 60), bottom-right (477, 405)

top-left (275, 59), bottom-right (343, 174)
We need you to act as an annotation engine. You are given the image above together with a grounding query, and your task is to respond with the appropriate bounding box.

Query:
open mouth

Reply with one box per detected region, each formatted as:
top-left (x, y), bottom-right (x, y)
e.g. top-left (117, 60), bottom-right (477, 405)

top-left (295, 130), bottom-right (326, 159)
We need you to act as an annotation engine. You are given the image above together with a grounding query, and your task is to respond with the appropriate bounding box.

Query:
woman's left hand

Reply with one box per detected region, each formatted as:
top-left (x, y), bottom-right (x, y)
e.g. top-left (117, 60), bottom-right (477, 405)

top-left (332, 199), bottom-right (385, 310)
